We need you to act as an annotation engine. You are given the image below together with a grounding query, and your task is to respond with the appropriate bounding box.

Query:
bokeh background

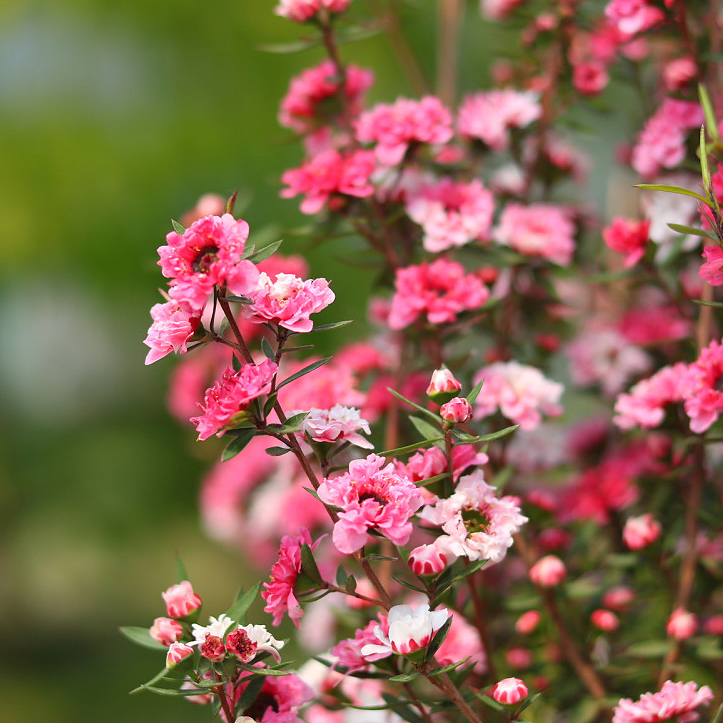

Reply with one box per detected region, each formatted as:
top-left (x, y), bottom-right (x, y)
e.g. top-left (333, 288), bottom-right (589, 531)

top-left (0, 2), bottom-right (613, 721)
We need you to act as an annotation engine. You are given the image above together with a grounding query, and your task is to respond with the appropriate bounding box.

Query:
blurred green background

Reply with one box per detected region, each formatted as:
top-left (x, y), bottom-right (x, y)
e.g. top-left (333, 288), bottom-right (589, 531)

top-left (0, 1), bottom-right (578, 721)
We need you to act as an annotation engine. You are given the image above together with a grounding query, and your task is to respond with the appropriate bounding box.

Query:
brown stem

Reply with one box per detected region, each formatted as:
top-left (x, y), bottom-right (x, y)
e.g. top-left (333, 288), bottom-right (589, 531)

top-left (213, 684), bottom-right (236, 723)
top-left (697, 282), bottom-right (714, 351)
top-left (353, 550), bottom-right (393, 609)
top-left (217, 291), bottom-right (254, 364)
top-left (436, 0), bottom-right (463, 108)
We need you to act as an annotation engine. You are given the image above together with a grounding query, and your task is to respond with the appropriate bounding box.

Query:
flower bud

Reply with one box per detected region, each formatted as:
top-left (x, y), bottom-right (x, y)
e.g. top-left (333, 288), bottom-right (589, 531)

top-left (492, 677), bottom-right (529, 705)
top-left (440, 397), bottom-right (473, 424)
top-left (408, 542), bottom-right (449, 576)
top-left (505, 647), bottom-right (533, 669)
top-left (667, 608), bottom-right (697, 640)
top-left (162, 581), bottom-right (203, 620)
top-left (529, 555), bottom-right (566, 587)
top-left (704, 615), bottom-right (723, 635)
top-left (166, 642), bottom-right (194, 669)
top-left (602, 586), bottom-right (635, 611)
top-left (515, 610), bottom-right (541, 635)
top-left (590, 609), bottom-right (619, 631)
top-left (149, 617), bottom-right (184, 646)
top-left (623, 513), bottom-right (661, 550)
top-left (200, 634), bottom-right (226, 662)
top-left (427, 368), bottom-right (462, 404)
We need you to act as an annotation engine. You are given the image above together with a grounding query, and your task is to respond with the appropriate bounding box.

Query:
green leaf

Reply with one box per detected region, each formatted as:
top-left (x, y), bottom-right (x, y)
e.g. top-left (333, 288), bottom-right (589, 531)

top-left (225, 582), bottom-right (261, 624)
top-left (130, 667), bottom-right (175, 694)
top-left (223, 294), bottom-right (253, 304)
top-left (634, 184), bottom-right (709, 205)
top-left (516, 692), bottom-right (543, 715)
top-left (432, 560), bottom-right (487, 603)
top-left (301, 543), bottom-right (323, 584)
top-left (265, 445), bottom-right (292, 456)
top-left (473, 690), bottom-right (506, 711)
top-left (261, 336), bottom-right (275, 360)
top-left (410, 415), bottom-right (444, 441)
top-left (277, 357), bottom-right (332, 390)
top-left (700, 125), bottom-right (712, 192)
top-left (248, 239), bottom-right (284, 265)
top-left (693, 298), bottom-right (723, 308)
top-left (257, 38), bottom-right (322, 53)
top-left (425, 616), bottom-right (452, 662)
top-left (345, 574), bottom-right (357, 594)
top-left (667, 223), bottom-right (716, 239)
top-left (709, 702), bottom-right (723, 723)
top-left (387, 387), bottom-right (440, 423)
top-left (625, 640), bottom-right (673, 658)
top-left (465, 378), bottom-right (484, 405)
top-left (390, 574), bottom-right (427, 593)
top-left (237, 675), bottom-right (265, 714)
top-left (388, 672), bottom-right (419, 683)
top-left (269, 412), bottom-right (309, 435)
top-left (699, 84), bottom-right (721, 144)
top-left (171, 219), bottom-right (185, 235)
top-left (311, 319), bottom-right (354, 333)
top-left (279, 344), bottom-right (315, 354)
top-left (362, 554), bottom-right (398, 562)
top-left (381, 694), bottom-right (428, 723)
top-left (239, 242), bottom-right (256, 261)
top-left (426, 656), bottom-right (471, 676)
top-left (176, 556), bottom-right (189, 583)
top-left (119, 626), bottom-right (167, 651)
top-left (222, 428), bottom-right (256, 462)
top-left (377, 438), bottom-right (445, 458)
top-left (474, 425), bottom-right (520, 444)
top-left (335, 566), bottom-right (348, 587)
top-left (236, 662), bottom-right (291, 676)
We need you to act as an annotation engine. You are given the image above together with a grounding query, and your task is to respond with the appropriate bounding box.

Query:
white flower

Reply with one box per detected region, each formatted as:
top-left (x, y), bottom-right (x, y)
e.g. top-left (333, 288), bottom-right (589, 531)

top-left (241, 623), bottom-right (285, 662)
top-left (190, 614), bottom-right (235, 645)
top-left (361, 603), bottom-right (449, 657)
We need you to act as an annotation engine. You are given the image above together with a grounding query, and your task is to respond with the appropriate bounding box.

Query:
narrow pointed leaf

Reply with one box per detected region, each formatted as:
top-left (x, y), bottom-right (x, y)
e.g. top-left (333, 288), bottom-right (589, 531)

top-left (261, 337), bottom-right (275, 360)
top-left (700, 126), bottom-right (712, 191)
top-left (345, 574), bottom-right (357, 594)
top-left (176, 556), bottom-right (189, 583)
top-left (378, 437), bottom-right (445, 458)
top-left (171, 219), bottom-right (185, 235)
top-left (410, 415), bottom-right (444, 442)
top-left (635, 184), bottom-right (709, 204)
top-left (277, 357), bottom-right (331, 390)
top-left (301, 543), bottom-right (323, 584)
top-left (699, 84), bottom-right (721, 144)
top-left (119, 626), bottom-right (167, 651)
top-left (426, 656), bottom-right (471, 676)
top-left (667, 223), bottom-right (717, 239)
top-left (248, 239), bottom-right (283, 264)
top-left (222, 428), bottom-right (256, 462)
top-left (239, 243), bottom-right (257, 261)
top-left (311, 320), bottom-right (354, 332)
top-left (236, 663), bottom-right (291, 676)
top-left (336, 566), bottom-right (348, 587)
top-left (266, 446), bottom-right (292, 456)
top-left (237, 675), bottom-right (265, 713)
top-left (388, 672), bottom-right (419, 683)
top-left (424, 616), bottom-right (453, 662)
top-left (225, 582), bottom-right (261, 623)
top-left (465, 378), bottom-right (484, 404)
top-left (130, 667), bottom-right (174, 694)
top-left (387, 387), bottom-right (440, 423)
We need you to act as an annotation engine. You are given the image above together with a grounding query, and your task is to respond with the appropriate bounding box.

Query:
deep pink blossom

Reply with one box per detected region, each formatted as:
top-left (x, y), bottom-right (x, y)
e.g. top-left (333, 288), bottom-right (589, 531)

top-left (612, 681), bottom-right (713, 723)
top-left (388, 258), bottom-right (489, 330)
top-left (281, 149), bottom-right (376, 214)
top-left (191, 359), bottom-right (278, 440)
top-left (331, 618), bottom-right (389, 671)
top-left (679, 338), bottom-right (723, 433)
top-left (699, 245), bottom-right (723, 286)
top-left (162, 581), bottom-right (203, 619)
top-left (591, 609), bottom-right (620, 631)
top-left (395, 445), bottom-right (487, 484)
top-left (317, 454), bottom-right (423, 554)
top-left (355, 96), bottom-right (453, 165)
top-left (157, 214), bottom-right (260, 311)
top-left (149, 617), bottom-right (184, 646)
top-left (604, 0), bottom-right (664, 36)
top-left (275, 0), bottom-right (350, 23)
top-left (405, 177), bottom-right (495, 252)
top-left (573, 61), bottom-right (609, 95)
top-left (245, 272), bottom-right (335, 332)
top-left (440, 397), bottom-right (473, 424)
top-left (494, 203), bottom-right (576, 265)
top-left (515, 610), bottom-right (541, 634)
top-left (603, 217), bottom-right (651, 267)
top-left (166, 642), bottom-right (194, 669)
top-left (144, 300), bottom-right (200, 365)
top-left (457, 89), bottom-right (540, 150)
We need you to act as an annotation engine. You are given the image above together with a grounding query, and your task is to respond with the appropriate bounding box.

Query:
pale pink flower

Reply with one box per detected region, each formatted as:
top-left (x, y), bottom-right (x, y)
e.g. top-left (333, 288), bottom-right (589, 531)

top-left (603, 217), bottom-right (651, 267)
top-left (166, 642), bottom-right (194, 669)
top-left (493, 677), bottom-right (529, 705)
top-left (281, 149), bottom-right (376, 214)
top-left (494, 203), bottom-right (576, 266)
top-left (457, 89), bottom-right (540, 150)
top-left (245, 272), bottom-right (335, 333)
top-left (480, 0), bottom-right (527, 20)
top-left (667, 609), bottom-right (697, 640)
top-left (623, 513), bottom-right (662, 550)
top-left (157, 214), bottom-right (260, 311)
top-left (191, 359), bottom-right (278, 440)
top-left (515, 610), bottom-right (541, 634)
top-left (279, 60), bottom-right (373, 135)
top-left (591, 609), bottom-right (620, 631)
top-left (331, 617), bottom-right (389, 671)
top-left (275, 0), bottom-right (350, 23)
top-left (317, 454), bottom-right (423, 554)
top-left (529, 555), bottom-right (566, 587)
top-left (149, 617), bottom-right (184, 646)
top-left (612, 681), bottom-right (713, 723)
top-left (473, 360), bottom-right (564, 430)
top-left (297, 404), bottom-right (373, 448)
top-left (699, 245), bottom-right (723, 286)
top-left (355, 96), bottom-right (454, 166)
top-left (262, 528), bottom-right (319, 627)
top-left (405, 177), bottom-right (495, 252)
top-left (144, 300), bottom-right (200, 365)
top-left (440, 397), bottom-right (473, 424)
top-left (427, 368), bottom-right (463, 402)
top-left (679, 338), bottom-right (723, 433)
top-left (663, 57), bottom-right (697, 91)
top-left (613, 363), bottom-right (686, 430)
top-left (604, 0), bottom-right (664, 36)
top-left (419, 469), bottom-right (527, 565)
top-left (396, 445), bottom-right (488, 484)
top-left (162, 580), bottom-right (203, 619)
top-left (388, 258), bottom-right (489, 330)
top-left (361, 603), bottom-right (449, 657)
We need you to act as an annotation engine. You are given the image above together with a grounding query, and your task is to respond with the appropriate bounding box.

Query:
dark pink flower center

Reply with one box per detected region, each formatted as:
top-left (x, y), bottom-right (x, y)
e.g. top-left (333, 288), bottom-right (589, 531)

top-left (192, 245), bottom-right (219, 273)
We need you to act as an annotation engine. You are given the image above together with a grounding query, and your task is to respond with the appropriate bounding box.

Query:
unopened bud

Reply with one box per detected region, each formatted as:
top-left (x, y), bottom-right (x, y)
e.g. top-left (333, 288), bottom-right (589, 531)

top-left (427, 368), bottom-right (462, 404)
top-left (408, 542), bottom-right (449, 576)
top-left (162, 581), bottom-right (203, 621)
top-left (166, 642), bottom-right (194, 669)
top-left (529, 555), bottom-right (566, 587)
top-left (492, 677), bottom-right (528, 705)
top-left (440, 397), bottom-right (473, 424)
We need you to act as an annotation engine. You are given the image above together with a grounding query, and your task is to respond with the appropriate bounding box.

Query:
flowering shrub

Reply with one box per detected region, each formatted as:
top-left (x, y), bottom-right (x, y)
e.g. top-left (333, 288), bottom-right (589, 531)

top-left (125, 2), bottom-right (723, 723)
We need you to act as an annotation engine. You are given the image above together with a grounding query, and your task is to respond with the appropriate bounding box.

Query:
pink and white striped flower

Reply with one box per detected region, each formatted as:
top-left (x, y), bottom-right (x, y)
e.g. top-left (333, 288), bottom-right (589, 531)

top-left (360, 603), bottom-right (449, 657)
top-left (162, 580), bottom-right (203, 619)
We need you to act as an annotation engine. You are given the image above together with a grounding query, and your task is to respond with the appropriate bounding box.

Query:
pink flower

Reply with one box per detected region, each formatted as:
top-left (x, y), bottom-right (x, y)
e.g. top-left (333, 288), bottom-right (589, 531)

top-left (166, 642), bottom-right (194, 669)
top-left (317, 454), bottom-right (423, 554)
top-left (279, 60), bottom-right (373, 135)
top-left (703, 615), bottom-right (723, 635)
top-left (191, 359), bottom-right (278, 440)
top-left (331, 618), bottom-right (389, 671)
top-left (494, 203), bottom-right (576, 266)
top-left (361, 603), bottom-right (449, 657)
top-left (281, 149), bottom-right (376, 214)
top-left (680, 338), bottom-right (723, 433)
top-left (440, 397), bottom-right (473, 424)
top-left (529, 555), bottom-right (566, 587)
top-left (200, 634), bottom-right (226, 662)
top-left (457, 89), bottom-right (540, 150)
top-left (506, 647), bottom-right (533, 669)
top-left (493, 677), bottom-right (529, 705)
top-left (149, 617), bottom-right (184, 646)
top-left (245, 272), bottom-right (335, 333)
top-left (388, 258), bottom-right (489, 330)
top-left (603, 586), bottom-right (635, 611)
top-left (573, 61), bottom-right (609, 95)
top-left (515, 610), bottom-right (541, 634)
top-left (396, 444), bottom-right (488, 484)
top-left (699, 245), bottom-right (723, 286)
top-left (157, 214), bottom-right (260, 311)
top-left (612, 681), bottom-right (713, 723)
top-left (355, 96), bottom-right (454, 166)
top-left (663, 56), bottom-right (697, 92)
top-left (480, 0), bottom-right (527, 20)
top-left (405, 177), bottom-right (495, 252)
top-left (144, 300), bottom-right (200, 365)
top-left (262, 528), bottom-right (319, 627)
top-left (436, 611), bottom-right (486, 673)
top-left (667, 609), bottom-right (697, 640)
top-left (225, 628), bottom-right (258, 663)
top-left (162, 581), bottom-right (203, 619)
top-left (604, 0), bottom-right (664, 36)
top-left (419, 470), bottom-right (527, 565)
top-left (275, 0), bottom-right (350, 23)
top-left (623, 513), bottom-right (662, 550)
top-left (591, 609), bottom-right (620, 631)
top-left (603, 217), bottom-right (651, 267)
top-left (297, 405), bottom-right (373, 448)
top-left (473, 360), bottom-right (564, 430)
top-left (426, 368), bottom-right (462, 402)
